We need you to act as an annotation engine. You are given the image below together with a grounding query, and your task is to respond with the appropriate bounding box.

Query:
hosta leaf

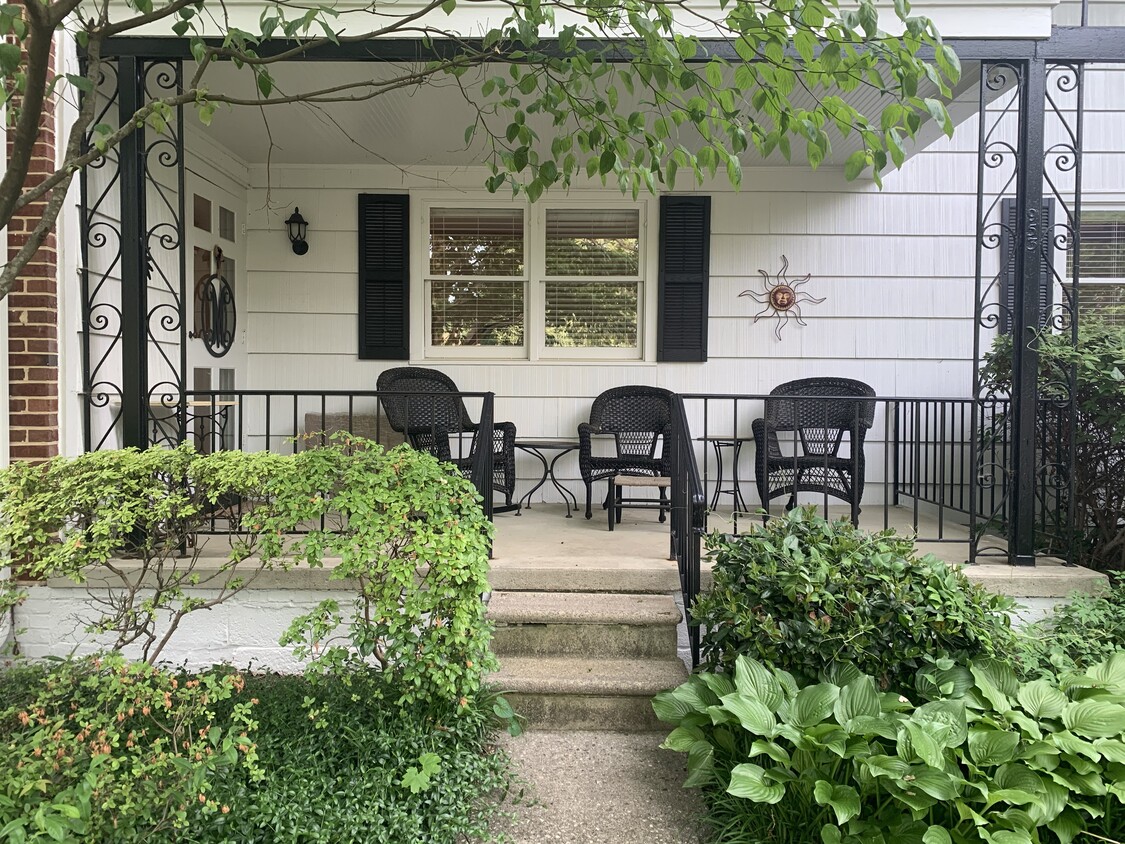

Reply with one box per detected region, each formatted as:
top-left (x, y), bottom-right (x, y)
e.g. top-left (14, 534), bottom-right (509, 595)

top-left (700, 672), bottom-right (736, 699)
top-left (972, 662), bottom-right (1016, 712)
top-left (1088, 652), bottom-right (1125, 692)
top-left (721, 693), bottom-right (777, 736)
top-left (749, 739), bottom-right (791, 765)
top-left (823, 662), bottom-right (864, 688)
top-left (994, 763), bottom-right (1045, 794)
top-left (813, 780), bottom-right (861, 825)
top-left (848, 714), bottom-right (899, 740)
top-left (1093, 737), bottom-right (1125, 763)
top-left (662, 725), bottom-right (705, 752)
top-left (1063, 699), bottom-right (1125, 738)
top-left (904, 721), bottom-right (945, 769)
top-left (734, 656), bottom-right (783, 711)
top-left (1046, 807), bottom-right (1084, 844)
top-left (989, 832), bottom-right (1034, 844)
top-left (865, 755), bottom-right (909, 779)
top-left (1051, 730), bottom-right (1101, 760)
top-left (835, 676), bottom-right (881, 723)
top-left (821, 825), bottom-right (843, 844)
top-left (923, 827), bottom-right (952, 844)
top-left (967, 728), bottom-right (1020, 766)
top-left (908, 767), bottom-right (961, 801)
top-left (653, 682), bottom-right (709, 722)
top-left (914, 700), bottom-right (968, 748)
top-left (1017, 680), bottom-right (1067, 720)
top-left (792, 683), bottom-right (840, 728)
top-left (683, 740), bottom-right (715, 788)
top-left (1027, 781), bottom-right (1069, 825)
top-left (727, 763), bottom-right (785, 804)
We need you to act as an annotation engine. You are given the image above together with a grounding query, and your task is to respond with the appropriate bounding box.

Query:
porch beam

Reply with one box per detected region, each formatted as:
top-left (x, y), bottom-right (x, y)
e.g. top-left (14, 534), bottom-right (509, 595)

top-left (98, 26), bottom-right (1125, 64)
top-left (117, 56), bottom-right (149, 449)
top-left (1008, 57), bottom-right (1047, 567)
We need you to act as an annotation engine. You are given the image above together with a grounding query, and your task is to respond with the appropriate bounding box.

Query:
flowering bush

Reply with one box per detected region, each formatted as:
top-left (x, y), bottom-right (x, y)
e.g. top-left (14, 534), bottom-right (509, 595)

top-left (0, 654), bottom-right (258, 842)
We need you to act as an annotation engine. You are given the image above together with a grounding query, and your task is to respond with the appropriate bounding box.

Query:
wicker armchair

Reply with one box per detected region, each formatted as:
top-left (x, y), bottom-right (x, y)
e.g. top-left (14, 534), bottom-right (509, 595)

top-left (751, 378), bottom-right (876, 523)
top-left (578, 386), bottom-right (673, 521)
top-left (376, 367), bottom-right (518, 509)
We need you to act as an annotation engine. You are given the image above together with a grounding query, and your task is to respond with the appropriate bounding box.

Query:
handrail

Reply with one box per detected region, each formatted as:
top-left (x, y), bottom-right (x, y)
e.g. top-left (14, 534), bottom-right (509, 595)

top-left (669, 394), bottom-right (707, 668)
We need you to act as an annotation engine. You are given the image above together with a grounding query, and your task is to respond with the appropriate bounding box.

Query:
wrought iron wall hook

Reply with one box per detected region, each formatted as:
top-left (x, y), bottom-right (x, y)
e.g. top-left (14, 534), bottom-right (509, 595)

top-left (740, 255), bottom-right (825, 340)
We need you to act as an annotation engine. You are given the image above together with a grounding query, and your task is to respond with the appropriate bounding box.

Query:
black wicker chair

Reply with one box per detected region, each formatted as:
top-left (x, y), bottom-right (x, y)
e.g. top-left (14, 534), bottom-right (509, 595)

top-left (751, 378), bottom-right (876, 524)
top-left (578, 385), bottom-right (673, 521)
top-left (376, 367), bottom-right (518, 510)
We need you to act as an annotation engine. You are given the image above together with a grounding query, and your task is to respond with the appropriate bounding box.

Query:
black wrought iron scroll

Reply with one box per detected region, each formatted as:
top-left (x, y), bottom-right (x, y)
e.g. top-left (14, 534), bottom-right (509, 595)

top-left (80, 58), bottom-right (186, 451)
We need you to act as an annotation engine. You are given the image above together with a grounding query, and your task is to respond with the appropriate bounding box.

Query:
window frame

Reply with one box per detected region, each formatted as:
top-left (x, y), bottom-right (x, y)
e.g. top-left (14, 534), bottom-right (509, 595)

top-left (414, 194), bottom-right (651, 363)
top-left (1063, 205), bottom-right (1125, 324)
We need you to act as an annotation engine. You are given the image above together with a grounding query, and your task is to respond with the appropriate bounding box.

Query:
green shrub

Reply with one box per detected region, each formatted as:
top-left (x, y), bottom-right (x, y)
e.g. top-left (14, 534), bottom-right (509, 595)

top-left (981, 320), bottom-right (1125, 571)
top-left (1019, 576), bottom-right (1125, 678)
top-left (692, 508), bottom-right (1016, 693)
top-left (0, 444), bottom-right (303, 663)
top-left (274, 438), bottom-right (496, 705)
top-left (655, 653), bottom-right (1125, 844)
top-left (176, 671), bottom-right (517, 844)
top-left (0, 653), bottom-right (258, 842)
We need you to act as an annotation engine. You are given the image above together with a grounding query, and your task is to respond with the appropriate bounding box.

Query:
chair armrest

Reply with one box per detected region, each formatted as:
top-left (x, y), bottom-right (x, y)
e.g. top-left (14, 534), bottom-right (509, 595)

top-left (578, 423), bottom-right (601, 481)
top-left (751, 418), bottom-right (783, 459)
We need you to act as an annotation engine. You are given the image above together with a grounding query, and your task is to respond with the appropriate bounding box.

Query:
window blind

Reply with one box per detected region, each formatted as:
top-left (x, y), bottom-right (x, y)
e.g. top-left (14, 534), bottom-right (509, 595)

top-left (429, 208), bottom-right (524, 277)
top-left (545, 209), bottom-right (640, 277)
top-left (1068, 210), bottom-right (1125, 281)
top-left (430, 280), bottom-right (525, 347)
top-left (544, 282), bottom-right (638, 347)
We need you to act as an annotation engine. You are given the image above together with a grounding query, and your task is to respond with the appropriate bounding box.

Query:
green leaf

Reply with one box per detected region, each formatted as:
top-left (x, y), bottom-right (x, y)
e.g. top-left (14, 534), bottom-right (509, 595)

top-left (904, 721), bottom-right (945, 769)
top-left (967, 728), bottom-right (1020, 766)
top-left (792, 683), bottom-right (839, 728)
top-left (721, 693), bottom-right (777, 736)
top-left (727, 763), bottom-right (785, 804)
top-left (844, 149), bottom-right (868, 181)
top-left (937, 45), bottom-right (962, 83)
top-left (835, 676), bottom-right (880, 723)
top-left (1017, 680), bottom-right (1067, 720)
top-left (1063, 699), bottom-right (1125, 738)
top-left (813, 781), bottom-right (861, 825)
top-left (598, 149), bottom-right (616, 176)
top-left (734, 656), bottom-right (784, 711)
top-left (922, 826), bottom-right (952, 844)
top-left (1046, 807), bottom-right (1083, 844)
top-left (749, 739), bottom-right (791, 765)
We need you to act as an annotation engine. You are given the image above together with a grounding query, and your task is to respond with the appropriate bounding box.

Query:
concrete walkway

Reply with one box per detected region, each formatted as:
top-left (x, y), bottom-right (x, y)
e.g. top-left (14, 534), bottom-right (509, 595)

top-left (497, 730), bottom-right (705, 844)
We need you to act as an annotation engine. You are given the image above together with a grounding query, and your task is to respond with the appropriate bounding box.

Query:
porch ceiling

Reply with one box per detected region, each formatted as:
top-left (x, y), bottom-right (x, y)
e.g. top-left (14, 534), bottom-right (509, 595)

top-left (194, 58), bottom-right (983, 169)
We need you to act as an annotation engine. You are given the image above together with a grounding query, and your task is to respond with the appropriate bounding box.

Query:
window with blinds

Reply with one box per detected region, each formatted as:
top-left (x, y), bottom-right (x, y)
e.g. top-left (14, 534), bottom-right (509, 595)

top-left (1066, 209), bottom-right (1125, 325)
top-left (545, 209), bottom-right (640, 277)
top-left (427, 208), bottom-right (526, 349)
top-left (429, 208), bottom-right (525, 277)
top-left (542, 209), bottom-right (640, 349)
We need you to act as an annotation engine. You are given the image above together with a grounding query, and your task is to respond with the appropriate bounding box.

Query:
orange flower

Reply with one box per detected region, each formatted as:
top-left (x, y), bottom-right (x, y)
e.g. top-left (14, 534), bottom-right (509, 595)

top-left (221, 806), bottom-right (230, 814)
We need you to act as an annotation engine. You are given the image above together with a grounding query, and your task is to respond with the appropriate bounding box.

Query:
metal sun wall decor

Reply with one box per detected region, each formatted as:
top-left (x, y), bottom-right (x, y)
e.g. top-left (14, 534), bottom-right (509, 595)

top-left (739, 255), bottom-right (825, 340)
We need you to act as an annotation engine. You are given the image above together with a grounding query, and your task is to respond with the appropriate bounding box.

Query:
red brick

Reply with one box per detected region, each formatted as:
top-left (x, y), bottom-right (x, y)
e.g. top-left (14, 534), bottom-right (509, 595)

top-left (9, 399), bottom-right (26, 413)
top-left (11, 413), bottom-right (58, 427)
top-left (25, 367), bottom-right (57, 381)
top-left (9, 325), bottom-right (56, 339)
top-left (24, 399), bottom-right (56, 412)
top-left (25, 429), bottom-right (57, 443)
top-left (9, 444), bottom-right (57, 461)
top-left (25, 338), bottom-right (58, 353)
top-left (9, 353), bottom-right (57, 367)
top-left (7, 338), bottom-right (25, 353)
top-left (9, 383), bottom-right (58, 398)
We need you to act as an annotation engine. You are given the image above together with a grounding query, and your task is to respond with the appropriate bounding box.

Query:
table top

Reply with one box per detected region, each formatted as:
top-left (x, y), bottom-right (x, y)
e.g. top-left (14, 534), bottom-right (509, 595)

top-left (515, 439), bottom-right (581, 450)
top-left (695, 435), bottom-right (754, 443)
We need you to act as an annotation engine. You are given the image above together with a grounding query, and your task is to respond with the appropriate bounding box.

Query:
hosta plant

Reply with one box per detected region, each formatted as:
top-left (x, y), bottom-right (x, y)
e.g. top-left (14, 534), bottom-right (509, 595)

top-left (655, 653), bottom-right (1125, 844)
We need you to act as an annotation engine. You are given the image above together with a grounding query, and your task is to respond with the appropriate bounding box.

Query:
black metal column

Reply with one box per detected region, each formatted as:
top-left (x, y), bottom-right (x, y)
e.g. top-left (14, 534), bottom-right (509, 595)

top-left (117, 56), bottom-right (149, 448)
top-left (1008, 58), bottom-right (1047, 566)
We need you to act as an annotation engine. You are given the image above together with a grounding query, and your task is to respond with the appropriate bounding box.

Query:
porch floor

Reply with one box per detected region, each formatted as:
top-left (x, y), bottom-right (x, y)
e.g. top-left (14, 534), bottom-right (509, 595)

top-left (492, 503), bottom-right (1107, 599)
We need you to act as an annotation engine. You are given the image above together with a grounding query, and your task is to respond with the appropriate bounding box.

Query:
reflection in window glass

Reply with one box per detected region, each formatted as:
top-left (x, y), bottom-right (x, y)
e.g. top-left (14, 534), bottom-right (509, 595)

top-left (430, 280), bottom-right (525, 347)
top-left (429, 208), bottom-right (524, 277)
top-left (545, 282), bottom-right (638, 347)
top-left (545, 209), bottom-right (639, 277)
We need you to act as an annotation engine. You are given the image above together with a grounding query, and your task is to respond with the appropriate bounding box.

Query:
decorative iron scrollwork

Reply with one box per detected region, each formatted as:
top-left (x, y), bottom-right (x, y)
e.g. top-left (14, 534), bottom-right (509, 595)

top-left (191, 246), bottom-right (236, 357)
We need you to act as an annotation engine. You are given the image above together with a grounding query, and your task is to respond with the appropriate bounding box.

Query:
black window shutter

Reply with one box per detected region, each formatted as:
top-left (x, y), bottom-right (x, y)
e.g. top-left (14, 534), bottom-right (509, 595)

top-left (999, 197), bottom-right (1054, 335)
top-left (358, 194), bottom-right (410, 360)
top-left (658, 195), bottom-right (711, 362)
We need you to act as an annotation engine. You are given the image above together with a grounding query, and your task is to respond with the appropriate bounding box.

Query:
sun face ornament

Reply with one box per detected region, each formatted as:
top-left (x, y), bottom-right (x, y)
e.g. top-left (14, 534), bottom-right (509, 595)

top-left (740, 255), bottom-right (825, 340)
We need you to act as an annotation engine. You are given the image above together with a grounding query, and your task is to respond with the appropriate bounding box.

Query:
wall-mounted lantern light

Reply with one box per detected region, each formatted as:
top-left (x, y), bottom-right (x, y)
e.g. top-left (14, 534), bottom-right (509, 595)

top-left (285, 207), bottom-right (309, 255)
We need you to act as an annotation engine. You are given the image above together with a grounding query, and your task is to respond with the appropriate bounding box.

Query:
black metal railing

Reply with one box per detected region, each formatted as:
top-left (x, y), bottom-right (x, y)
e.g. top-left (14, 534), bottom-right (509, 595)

top-left (669, 395), bottom-right (707, 667)
top-left (155, 389), bottom-right (498, 531)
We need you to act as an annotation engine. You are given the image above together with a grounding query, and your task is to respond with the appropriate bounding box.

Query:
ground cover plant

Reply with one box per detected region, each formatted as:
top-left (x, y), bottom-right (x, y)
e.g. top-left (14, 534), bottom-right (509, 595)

top-left (656, 653), bottom-right (1125, 844)
top-left (692, 508), bottom-right (1016, 693)
top-left (1018, 576), bottom-right (1125, 679)
top-left (0, 660), bottom-right (518, 843)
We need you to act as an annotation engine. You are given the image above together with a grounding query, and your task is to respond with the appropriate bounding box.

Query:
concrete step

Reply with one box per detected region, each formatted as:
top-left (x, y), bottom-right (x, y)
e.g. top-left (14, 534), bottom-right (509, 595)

top-left (488, 563), bottom-right (681, 594)
top-left (489, 591), bottom-right (681, 659)
top-left (492, 656), bottom-right (689, 731)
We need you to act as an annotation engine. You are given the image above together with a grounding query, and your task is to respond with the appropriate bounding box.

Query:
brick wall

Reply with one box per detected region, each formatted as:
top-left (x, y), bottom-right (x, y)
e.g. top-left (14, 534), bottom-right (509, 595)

top-left (6, 44), bottom-right (59, 463)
